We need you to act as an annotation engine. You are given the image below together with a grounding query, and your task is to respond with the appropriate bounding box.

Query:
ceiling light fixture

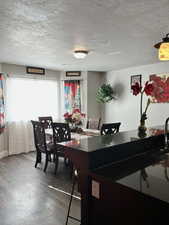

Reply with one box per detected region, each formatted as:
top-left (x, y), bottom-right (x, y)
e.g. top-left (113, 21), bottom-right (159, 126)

top-left (154, 33), bottom-right (169, 60)
top-left (73, 50), bottom-right (88, 59)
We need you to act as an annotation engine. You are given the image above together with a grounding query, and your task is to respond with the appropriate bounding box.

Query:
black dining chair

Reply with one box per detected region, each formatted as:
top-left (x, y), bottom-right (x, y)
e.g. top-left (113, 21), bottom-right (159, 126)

top-left (51, 122), bottom-right (80, 224)
top-left (31, 120), bottom-right (58, 173)
top-left (100, 122), bottom-right (121, 135)
top-left (38, 116), bottom-right (53, 142)
top-left (38, 116), bottom-right (53, 129)
top-left (51, 122), bottom-right (72, 170)
top-left (86, 117), bottom-right (101, 130)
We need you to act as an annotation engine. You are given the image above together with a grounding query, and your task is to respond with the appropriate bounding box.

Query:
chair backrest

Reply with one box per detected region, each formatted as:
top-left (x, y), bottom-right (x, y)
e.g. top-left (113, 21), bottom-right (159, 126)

top-left (31, 120), bottom-right (47, 152)
top-left (52, 122), bottom-right (71, 144)
top-left (100, 122), bottom-right (121, 135)
top-left (86, 118), bottom-right (101, 130)
top-left (38, 116), bottom-right (53, 129)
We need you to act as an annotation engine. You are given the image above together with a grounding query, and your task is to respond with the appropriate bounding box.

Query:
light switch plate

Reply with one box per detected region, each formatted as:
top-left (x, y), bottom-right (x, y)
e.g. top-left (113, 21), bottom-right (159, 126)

top-left (92, 180), bottom-right (100, 199)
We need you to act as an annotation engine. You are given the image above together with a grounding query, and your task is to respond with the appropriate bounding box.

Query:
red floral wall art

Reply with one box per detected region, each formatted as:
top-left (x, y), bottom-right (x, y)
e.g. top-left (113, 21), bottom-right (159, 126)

top-left (150, 74), bottom-right (169, 103)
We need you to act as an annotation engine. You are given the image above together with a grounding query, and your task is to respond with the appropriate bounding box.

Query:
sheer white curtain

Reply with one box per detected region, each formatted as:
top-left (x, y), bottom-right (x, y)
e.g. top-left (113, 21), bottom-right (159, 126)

top-left (6, 77), bottom-right (59, 155)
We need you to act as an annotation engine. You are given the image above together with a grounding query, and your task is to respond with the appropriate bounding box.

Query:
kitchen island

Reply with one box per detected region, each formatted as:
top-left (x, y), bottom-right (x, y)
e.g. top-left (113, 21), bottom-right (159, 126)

top-left (90, 151), bottom-right (169, 224)
top-left (59, 126), bottom-right (169, 225)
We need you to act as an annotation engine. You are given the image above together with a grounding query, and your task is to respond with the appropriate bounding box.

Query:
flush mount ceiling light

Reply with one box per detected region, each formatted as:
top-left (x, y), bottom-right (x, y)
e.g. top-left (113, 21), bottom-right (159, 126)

top-left (73, 50), bottom-right (88, 59)
top-left (154, 33), bottom-right (169, 60)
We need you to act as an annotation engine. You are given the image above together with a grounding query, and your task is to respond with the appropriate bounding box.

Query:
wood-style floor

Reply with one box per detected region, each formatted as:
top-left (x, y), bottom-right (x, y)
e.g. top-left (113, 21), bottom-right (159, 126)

top-left (0, 152), bottom-right (80, 225)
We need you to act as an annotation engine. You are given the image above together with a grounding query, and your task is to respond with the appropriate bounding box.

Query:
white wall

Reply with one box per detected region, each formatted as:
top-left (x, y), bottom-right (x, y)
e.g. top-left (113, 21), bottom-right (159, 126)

top-left (104, 61), bottom-right (169, 131)
top-left (1, 63), bottom-right (61, 79)
top-left (87, 71), bottom-right (104, 119)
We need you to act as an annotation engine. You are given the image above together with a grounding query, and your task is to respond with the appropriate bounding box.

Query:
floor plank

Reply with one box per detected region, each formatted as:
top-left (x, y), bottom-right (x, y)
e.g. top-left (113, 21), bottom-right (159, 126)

top-left (0, 152), bottom-right (80, 225)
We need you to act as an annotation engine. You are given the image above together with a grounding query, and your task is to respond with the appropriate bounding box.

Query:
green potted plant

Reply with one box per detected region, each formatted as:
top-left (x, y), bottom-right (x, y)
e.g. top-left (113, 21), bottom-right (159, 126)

top-left (96, 84), bottom-right (114, 103)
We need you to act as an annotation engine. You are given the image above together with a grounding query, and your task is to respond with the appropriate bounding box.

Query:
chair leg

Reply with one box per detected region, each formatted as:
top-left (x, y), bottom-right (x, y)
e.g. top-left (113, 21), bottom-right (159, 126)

top-left (35, 152), bottom-right (41, 168)
top-left (48, 154), bottom-right (52, 162)
top-left (64, 157), bottom-right (70, 167)
top-left (44, 154), bottom-right (49, 172)
top-left (54, 154), bottom-right (59, 175)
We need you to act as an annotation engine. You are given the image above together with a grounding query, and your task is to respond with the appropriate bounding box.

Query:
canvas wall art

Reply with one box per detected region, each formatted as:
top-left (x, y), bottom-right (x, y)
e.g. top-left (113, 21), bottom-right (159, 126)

top-left (130, 74), bottom-right (142, 88)
top-left (150, 73), bottom-right (169, 103)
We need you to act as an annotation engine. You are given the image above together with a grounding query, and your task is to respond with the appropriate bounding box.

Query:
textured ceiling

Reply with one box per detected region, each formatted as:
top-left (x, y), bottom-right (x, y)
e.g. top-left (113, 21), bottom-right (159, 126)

top-left (0, 0), bottom-right (169, 71)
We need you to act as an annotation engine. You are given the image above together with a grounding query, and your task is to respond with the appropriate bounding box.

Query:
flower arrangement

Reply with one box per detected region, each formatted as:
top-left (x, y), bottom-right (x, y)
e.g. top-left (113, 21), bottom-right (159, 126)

top-left (64, 109), bottom-right (85, 126)
top-left (131, 81), bottom-right (154, 118)
top-left (131, 81), bottom-right (154, 136)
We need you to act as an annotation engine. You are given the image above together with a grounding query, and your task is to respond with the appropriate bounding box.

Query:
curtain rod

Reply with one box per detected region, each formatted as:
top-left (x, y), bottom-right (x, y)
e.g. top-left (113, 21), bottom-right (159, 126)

top-left (61, 78), bottom-right (83, 81)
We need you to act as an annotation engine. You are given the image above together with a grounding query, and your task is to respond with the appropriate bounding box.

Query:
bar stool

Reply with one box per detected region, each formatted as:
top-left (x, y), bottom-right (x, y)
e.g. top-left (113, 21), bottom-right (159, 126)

top-left (65, 170), bottom-right (81, 225)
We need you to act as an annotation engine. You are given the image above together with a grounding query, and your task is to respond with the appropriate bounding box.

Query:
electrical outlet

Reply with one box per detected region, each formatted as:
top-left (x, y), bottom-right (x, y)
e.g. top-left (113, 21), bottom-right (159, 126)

top-left (92, 180), bottom-right (100, 199)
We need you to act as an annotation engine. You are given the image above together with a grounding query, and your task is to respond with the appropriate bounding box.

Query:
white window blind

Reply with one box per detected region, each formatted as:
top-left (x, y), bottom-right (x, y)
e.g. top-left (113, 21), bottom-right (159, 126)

top-left (6, 77), bottom-right (59, 122)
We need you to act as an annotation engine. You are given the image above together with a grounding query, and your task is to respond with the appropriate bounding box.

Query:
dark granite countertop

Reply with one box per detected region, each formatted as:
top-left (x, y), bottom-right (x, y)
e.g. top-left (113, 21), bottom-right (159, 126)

top-left (59, 125), bottom-right (165, 153)
top-left (91, 151), bottom-right (169, 204)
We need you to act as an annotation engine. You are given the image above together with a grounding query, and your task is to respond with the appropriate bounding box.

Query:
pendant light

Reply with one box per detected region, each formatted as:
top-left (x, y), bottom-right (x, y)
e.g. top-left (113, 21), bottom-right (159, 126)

top-left (154, 33), bottom-right (169, 60)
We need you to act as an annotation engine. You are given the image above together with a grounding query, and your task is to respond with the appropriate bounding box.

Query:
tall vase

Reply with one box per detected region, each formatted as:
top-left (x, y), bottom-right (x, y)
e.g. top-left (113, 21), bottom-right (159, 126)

top-left (138, 92), bottom-right (147, 138)
top-left (138, 113), bottom-right (147, 138)
top-left (69, 122), bottom-right (76, 132)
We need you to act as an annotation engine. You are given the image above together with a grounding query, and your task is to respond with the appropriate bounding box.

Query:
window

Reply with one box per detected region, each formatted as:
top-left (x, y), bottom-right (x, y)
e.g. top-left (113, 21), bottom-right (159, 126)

top-left (64, 80), bottom-right (81, 113)
top-left (6, 77), bottom-right (59, 122)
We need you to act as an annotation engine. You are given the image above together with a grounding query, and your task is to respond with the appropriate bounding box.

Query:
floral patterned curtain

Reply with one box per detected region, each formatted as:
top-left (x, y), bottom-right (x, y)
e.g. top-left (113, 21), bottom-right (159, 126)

top-left (64, 80), bottom-right (81, 113)
top-left (0, 74), bottom-right (5, 133)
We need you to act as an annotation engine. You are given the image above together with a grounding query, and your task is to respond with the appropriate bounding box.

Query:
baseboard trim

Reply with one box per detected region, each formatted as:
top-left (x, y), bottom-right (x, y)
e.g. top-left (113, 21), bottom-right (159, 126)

top-left (0, 150), bottom-right (8, 159)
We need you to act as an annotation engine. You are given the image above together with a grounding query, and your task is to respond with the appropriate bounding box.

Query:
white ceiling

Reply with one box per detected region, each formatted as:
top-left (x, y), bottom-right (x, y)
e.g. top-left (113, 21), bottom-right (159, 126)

top-left (0, 0), bottom-right (169, 72)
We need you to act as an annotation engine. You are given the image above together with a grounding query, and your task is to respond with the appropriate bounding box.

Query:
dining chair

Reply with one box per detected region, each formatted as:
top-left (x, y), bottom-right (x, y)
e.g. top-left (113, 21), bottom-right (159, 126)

top-left (51, 122), bottom-right (72, 170)
top-left (38, 116), bottom-right (53, 129)
top-left (100, 122), bottom-right (121, 135)
top-left (52, 122), bottom-right (80, 224)
top-left (38, 116), bottom-right (53, 142)
top-left (31, 120), bottom-right (58, 174)
top-left (86, 117), bottom-right (101, 130)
